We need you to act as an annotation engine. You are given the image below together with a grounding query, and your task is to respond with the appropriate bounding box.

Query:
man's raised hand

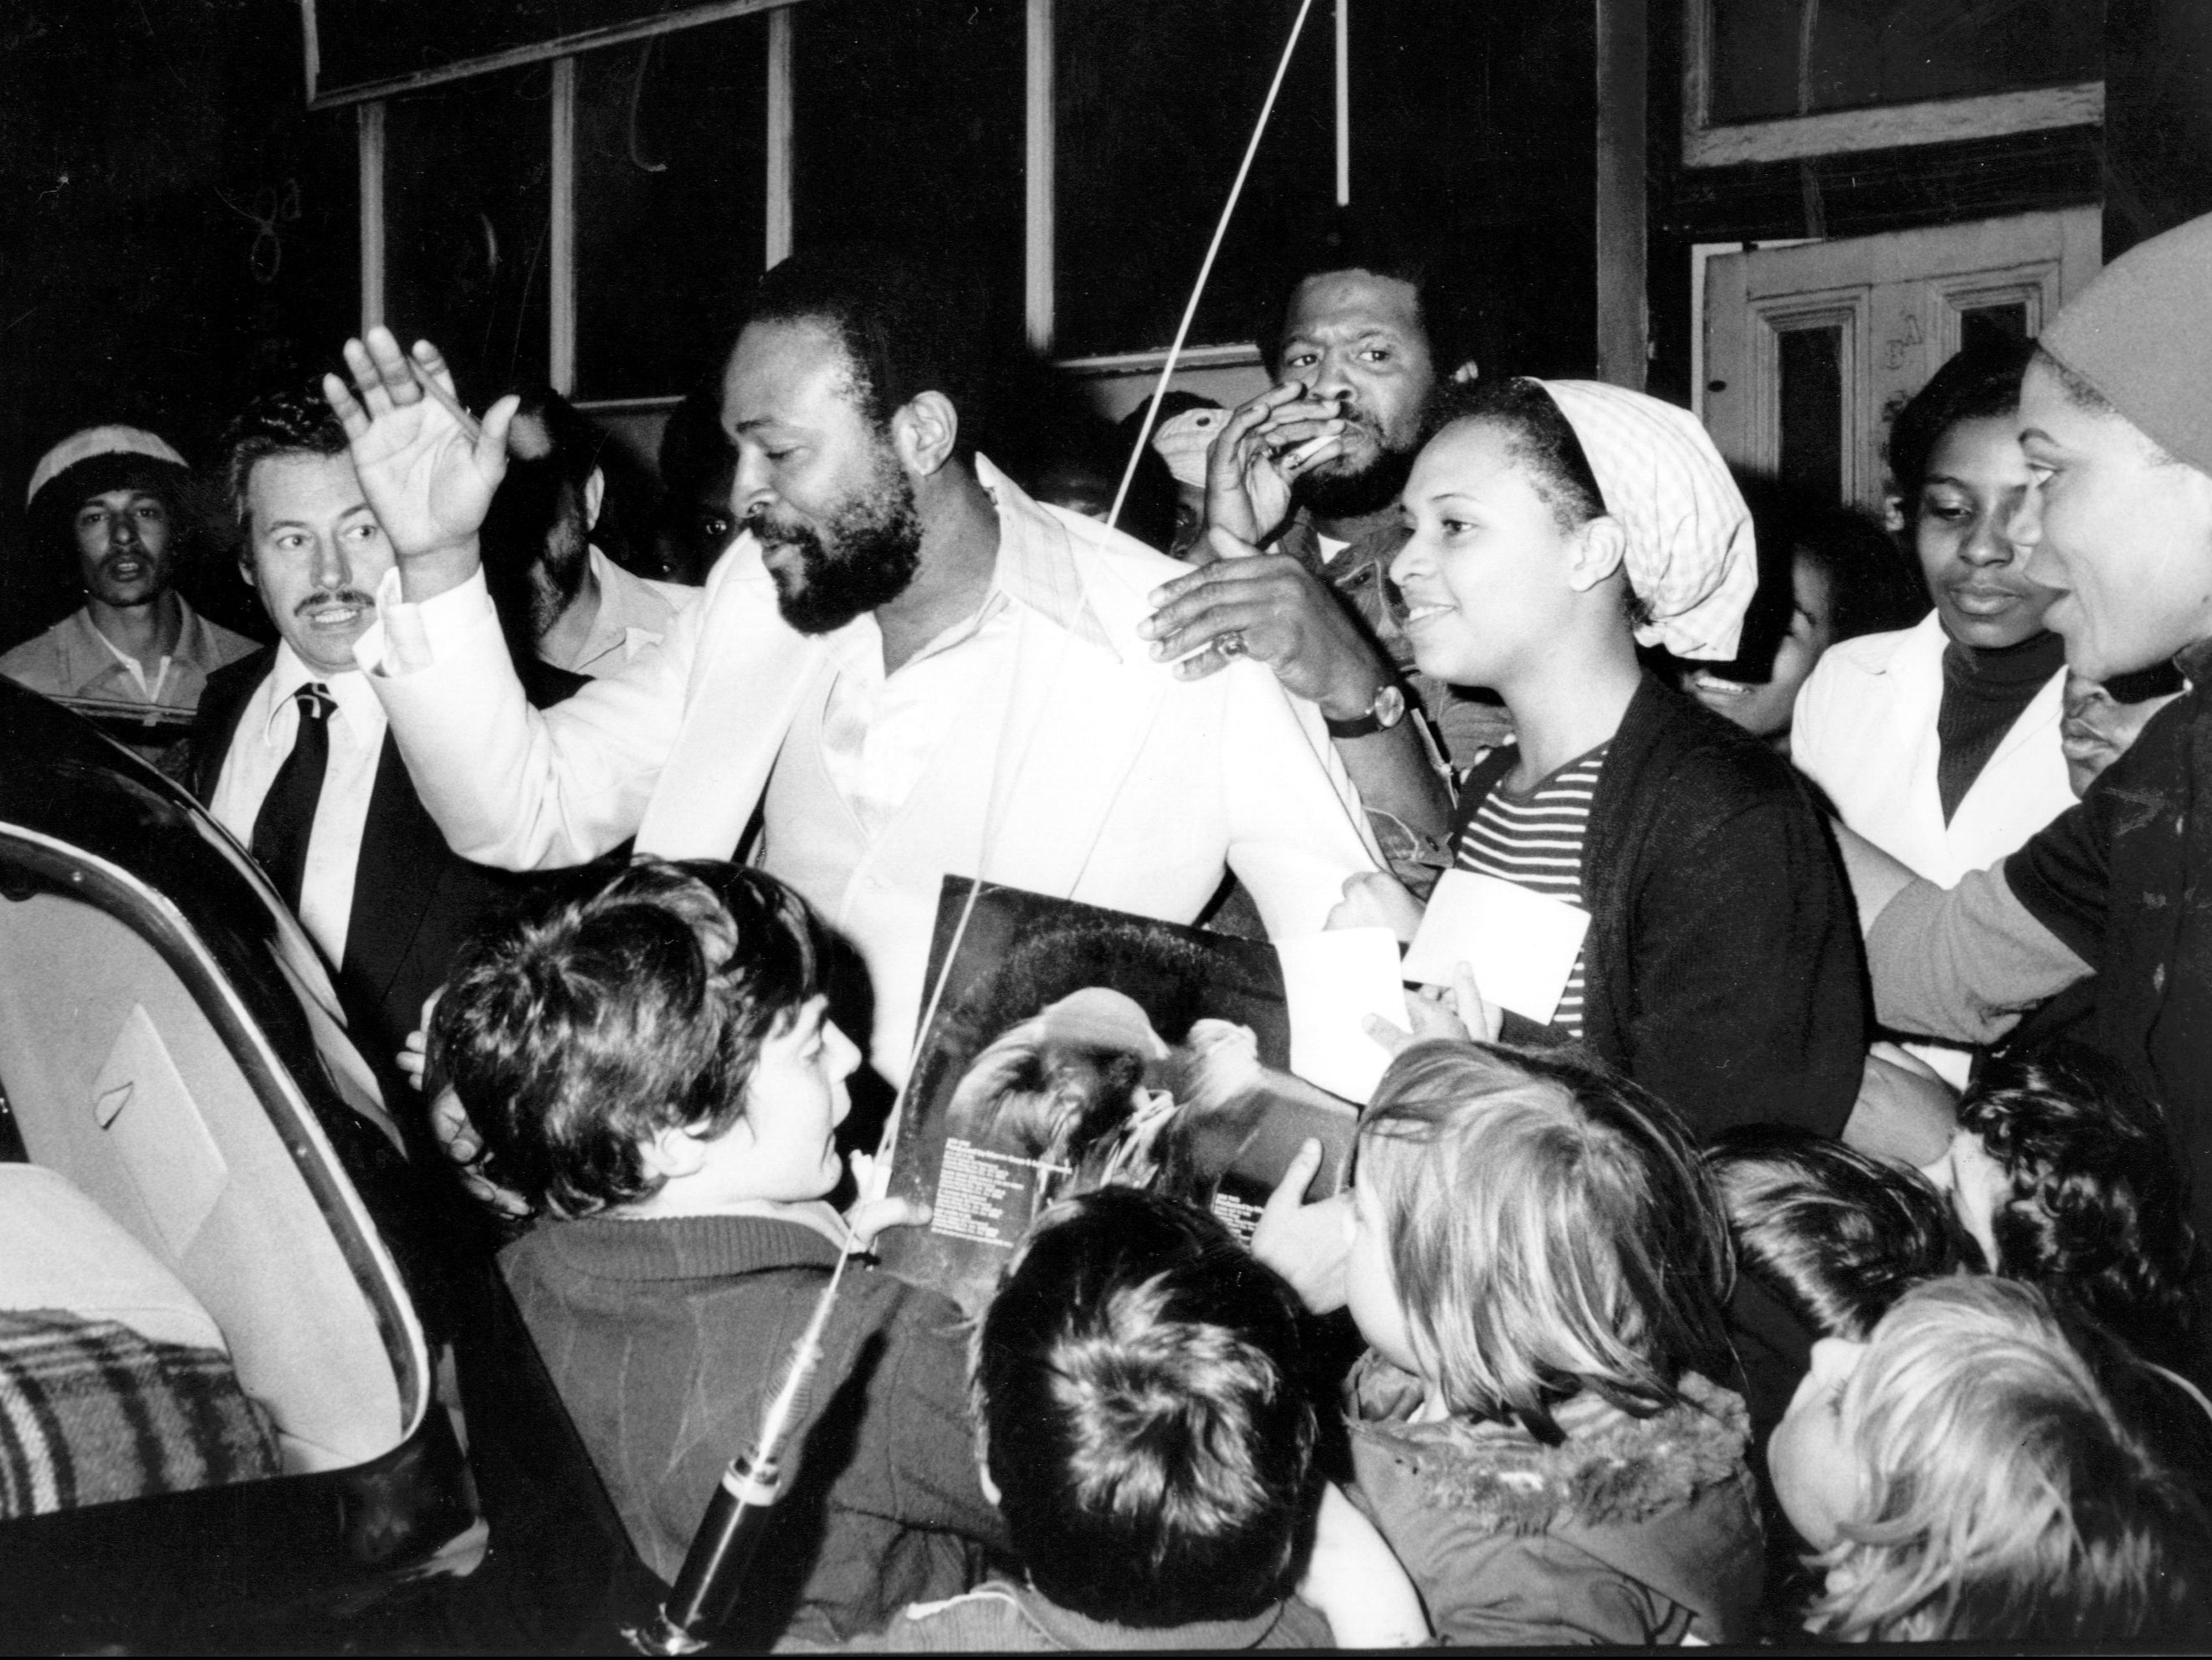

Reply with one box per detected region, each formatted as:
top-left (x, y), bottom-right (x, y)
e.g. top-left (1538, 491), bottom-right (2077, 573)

top-left (322, 330), bottom-right (518, 593)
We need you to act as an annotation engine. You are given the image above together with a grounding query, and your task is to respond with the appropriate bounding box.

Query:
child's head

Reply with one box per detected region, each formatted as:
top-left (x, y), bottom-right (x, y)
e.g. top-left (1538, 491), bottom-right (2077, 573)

top-left (975, 1186), bottom-right (1317, 1629)
top-left (1936, 1043), bottom-right (2199, 1365)
top-left (1685, 479), bottom-right (1926, 742)
top-left (1347, 1041), bottom-right (1733, 1438)
top-left (430, 858), bottom-right (851, 1218)
top-left (1885, 339), bottom-right (2056, 653)
top-left (1708, 1125), bottom-right (1972, 1341)
top-left (1391, 376), bottom-right (1754, 695)
top-left (1770, 1275), bottom-right (2212, 1643)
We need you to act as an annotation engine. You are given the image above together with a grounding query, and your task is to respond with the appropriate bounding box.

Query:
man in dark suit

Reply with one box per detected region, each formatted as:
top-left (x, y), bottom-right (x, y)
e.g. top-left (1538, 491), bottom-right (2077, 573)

top-left (188, 388), bottom-right (589, 1110)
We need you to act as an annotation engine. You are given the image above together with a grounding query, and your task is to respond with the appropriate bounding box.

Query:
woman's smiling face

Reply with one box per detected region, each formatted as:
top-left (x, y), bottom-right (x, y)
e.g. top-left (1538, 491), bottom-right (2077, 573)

top-left (1390, 418), bottom-right (1586, 692)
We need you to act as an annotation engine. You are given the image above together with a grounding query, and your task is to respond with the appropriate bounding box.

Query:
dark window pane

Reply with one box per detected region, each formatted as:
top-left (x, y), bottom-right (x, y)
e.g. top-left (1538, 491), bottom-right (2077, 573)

top-left (1778, 325), bottom-right (1843, 502)
top-left (1959, 302), bottom-right (2030, 356)
top-left (574, 22), bottom-right (769, 400)
top-left (1057, 0), bottom-right (1332, 357)
top-left (791, 0), bottom-right (1024, 337)
top-left (385, 68), bottom-right (553, 397)
top-left (1709, 0), bottom-right (2101, 124)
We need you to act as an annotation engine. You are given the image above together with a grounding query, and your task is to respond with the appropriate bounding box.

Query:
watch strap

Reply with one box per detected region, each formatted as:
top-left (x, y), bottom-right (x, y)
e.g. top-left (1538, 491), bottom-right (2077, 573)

top-left (1324, 683), bottom-right (1407, 740)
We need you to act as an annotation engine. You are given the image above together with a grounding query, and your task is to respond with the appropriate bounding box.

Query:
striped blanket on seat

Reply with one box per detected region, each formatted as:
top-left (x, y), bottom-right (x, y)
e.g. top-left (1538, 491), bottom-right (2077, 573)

top-left (0, 1309), bottom-right (280, 1517)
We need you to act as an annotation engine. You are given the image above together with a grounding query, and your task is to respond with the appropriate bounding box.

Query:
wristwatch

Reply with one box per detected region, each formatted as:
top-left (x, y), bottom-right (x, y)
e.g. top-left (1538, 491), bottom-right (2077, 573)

top-left (1324, 681), bottom-right (1409, 740)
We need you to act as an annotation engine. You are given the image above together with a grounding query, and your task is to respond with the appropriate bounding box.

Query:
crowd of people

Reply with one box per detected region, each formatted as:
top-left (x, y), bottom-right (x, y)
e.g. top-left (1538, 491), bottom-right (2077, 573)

top-left (9, 204), bottom-right (2212, 1646)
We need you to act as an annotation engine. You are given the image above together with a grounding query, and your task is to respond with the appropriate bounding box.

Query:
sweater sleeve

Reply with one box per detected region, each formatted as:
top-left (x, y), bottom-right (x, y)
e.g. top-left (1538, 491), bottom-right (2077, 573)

top-left (1620, 794), bottom-right (1866, 1138)
top-left (863, 1282), bottom-right (1007, 1550)
top-left (1867, 865), bottom-right (2094, 1045)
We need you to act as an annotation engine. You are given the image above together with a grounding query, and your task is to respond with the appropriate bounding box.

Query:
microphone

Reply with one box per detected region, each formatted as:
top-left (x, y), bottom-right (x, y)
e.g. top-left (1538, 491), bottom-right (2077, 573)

top-left (626, 1245), bottom-right (853, 1655)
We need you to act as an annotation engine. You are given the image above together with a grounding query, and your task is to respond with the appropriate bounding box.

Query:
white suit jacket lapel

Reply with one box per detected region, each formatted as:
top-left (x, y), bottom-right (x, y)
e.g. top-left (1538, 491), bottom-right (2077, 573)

top-left (973, 492), bottom-right (1167, 899)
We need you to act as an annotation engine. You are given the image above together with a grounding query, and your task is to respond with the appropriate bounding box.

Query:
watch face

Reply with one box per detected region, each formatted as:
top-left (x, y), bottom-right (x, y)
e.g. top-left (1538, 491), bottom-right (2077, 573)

top-left (1375, 684), bottom-right (1408, 729)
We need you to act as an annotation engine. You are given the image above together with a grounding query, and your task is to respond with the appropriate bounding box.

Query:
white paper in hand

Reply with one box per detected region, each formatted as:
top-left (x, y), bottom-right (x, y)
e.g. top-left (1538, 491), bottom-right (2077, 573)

top-left (1400, 868), bottom-right (1590, 1025)
top-left (1274, 928), bottom-right (1411, 1104)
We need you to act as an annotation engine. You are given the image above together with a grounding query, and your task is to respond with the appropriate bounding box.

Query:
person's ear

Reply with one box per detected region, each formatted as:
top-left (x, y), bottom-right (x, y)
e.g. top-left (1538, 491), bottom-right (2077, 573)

top-left (1882, 494), bottom-right (1906, 534)
top-left (238, 553), bottom-right (258, 591)
top-left (1565, 515), bottom-right (1628, 592)
top-left (637, 1122), bottom-right (713, 1182)
top-left (1448, 359), bottom-right (1480, 385)
top-left (892, 392), bottom-right (960, 478)
top-left (581, 468), bottom-right (606, 534)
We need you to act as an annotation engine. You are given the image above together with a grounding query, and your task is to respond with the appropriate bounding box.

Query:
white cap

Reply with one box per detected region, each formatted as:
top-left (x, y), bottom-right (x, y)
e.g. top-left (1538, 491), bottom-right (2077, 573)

top-left (26, 425), bottom-right (188, 510)
top-left (1150, 407), bottom-right (1227, 491)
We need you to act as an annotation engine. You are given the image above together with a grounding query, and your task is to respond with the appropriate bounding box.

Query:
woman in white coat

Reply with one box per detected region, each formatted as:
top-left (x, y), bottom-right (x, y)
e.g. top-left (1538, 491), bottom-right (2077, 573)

top-left (1792, 341), bottom-right (2075, 891)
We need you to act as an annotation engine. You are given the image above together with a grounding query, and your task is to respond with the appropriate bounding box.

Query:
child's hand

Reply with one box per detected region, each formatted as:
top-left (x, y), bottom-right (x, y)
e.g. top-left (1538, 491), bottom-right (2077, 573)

top-left (1300, 1483), bottom-right (1429, 1647)
top-left (843, 1150), bottom-right (930, 1252)
top-left (399, 986), bottom-right (441, 1094)
top-left (1363, 961), bottom-right (1501, 1056)
top-left (428, 1084), bottom-right (531, 1219)
top-left (1328, 870), bottom-right (1426, 943)
top-left (1249, 1139), bottom-right (1352, 1314)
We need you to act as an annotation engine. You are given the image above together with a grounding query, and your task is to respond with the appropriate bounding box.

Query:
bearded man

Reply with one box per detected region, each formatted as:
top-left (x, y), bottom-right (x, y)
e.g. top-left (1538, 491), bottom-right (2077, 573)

top-left (1141, 249), bottom-right (1487, 861)
top-left (327, 248), bottom-right (1379, 1088)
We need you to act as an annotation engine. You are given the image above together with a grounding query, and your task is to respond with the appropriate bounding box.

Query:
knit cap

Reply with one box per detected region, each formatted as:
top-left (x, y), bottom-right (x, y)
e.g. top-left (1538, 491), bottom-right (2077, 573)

top-left (25, 425), bottom-right (190, 515)
top-left (2038, 212), bottom-right (2212, 479)
top-left (1536, 380), bottom-right (1759, 662)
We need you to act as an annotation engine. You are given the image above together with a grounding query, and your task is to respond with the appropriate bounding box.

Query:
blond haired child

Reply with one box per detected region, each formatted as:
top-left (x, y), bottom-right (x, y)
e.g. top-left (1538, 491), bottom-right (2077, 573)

top-left (1769, 1274), bottom-right (2212, 1642)
top-left (1280, 1039), bottom-right (1763, 1644)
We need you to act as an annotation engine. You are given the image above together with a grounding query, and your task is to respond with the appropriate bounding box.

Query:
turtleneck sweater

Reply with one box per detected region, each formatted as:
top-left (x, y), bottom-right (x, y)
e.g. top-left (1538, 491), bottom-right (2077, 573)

top-left (1936, 628), bottom-right (2069, 823)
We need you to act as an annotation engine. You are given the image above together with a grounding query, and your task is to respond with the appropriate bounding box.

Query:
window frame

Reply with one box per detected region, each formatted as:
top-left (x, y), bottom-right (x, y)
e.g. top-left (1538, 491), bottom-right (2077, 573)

top-left (313, 0), bottom-right (1354, 396)
top-left (1680, 0), bottom-right (2103, 170)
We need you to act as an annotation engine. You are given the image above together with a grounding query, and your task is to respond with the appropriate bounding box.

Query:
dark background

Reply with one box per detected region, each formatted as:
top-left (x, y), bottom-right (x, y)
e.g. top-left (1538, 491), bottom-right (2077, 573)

top-left (5, 0), bottom-right (2211, 649)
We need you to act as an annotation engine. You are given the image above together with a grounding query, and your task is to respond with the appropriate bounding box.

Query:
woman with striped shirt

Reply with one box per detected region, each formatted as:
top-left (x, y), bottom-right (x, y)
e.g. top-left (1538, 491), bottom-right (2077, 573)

top-left (1335, 377), bottom-right (1866, 1140)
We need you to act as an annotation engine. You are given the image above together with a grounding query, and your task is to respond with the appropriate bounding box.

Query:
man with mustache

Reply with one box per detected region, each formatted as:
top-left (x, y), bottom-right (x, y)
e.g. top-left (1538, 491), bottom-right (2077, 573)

top-left (1141, 248), bottom-right (1486, 864)
top-left (326, 248), bottom-right (1378, 1091)
top-left (1, 425), bottom-right (254, 756)
top-left (186, 388), bottom-right (586, 1105)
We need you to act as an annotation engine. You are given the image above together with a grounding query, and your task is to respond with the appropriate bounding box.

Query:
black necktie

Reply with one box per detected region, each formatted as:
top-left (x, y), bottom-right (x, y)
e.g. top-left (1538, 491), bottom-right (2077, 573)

top-left (250, 684), bottom-right (335, 914)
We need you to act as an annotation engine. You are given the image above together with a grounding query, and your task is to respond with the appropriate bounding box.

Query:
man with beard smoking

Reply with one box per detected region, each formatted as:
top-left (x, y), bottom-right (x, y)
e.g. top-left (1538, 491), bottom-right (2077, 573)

top-left (1140, 251), bottom-right (1485, 857)
top-left (479, 385), bottom-right (695, 679)
top-left (187, 389), bottom-right (587, 1104)
top-left (328, 249), bottom-right (1380, 1088)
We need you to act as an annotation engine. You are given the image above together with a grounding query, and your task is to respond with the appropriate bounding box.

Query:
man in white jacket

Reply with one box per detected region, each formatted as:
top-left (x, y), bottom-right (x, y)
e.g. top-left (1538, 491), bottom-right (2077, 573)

top-left (330, 250), bottom-right (1378, 1086)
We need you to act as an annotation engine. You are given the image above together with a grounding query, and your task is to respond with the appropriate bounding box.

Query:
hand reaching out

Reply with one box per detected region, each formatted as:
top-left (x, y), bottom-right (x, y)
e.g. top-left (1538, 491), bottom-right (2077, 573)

top-left (1328, 869), bottom-right (1426, 943)
top-left (1363, 962), bottom-right (1502, 1058)
top-left (1248, 1138), bottom-right (1353, 1314)
top-left (321, 328), bottom-right (518, 582)
top-left (843, 1150), bottom-right (929, 1251)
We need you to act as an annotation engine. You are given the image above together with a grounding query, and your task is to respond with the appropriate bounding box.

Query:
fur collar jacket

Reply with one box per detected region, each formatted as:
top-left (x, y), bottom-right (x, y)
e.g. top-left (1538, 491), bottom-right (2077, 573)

top-left (1344, 1354), bottom-right (1765, 1645)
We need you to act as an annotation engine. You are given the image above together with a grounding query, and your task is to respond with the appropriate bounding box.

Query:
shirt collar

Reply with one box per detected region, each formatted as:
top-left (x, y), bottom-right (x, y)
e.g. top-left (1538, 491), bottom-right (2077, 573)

top-left (1006, 1581), bottom-right (1308, 1651)
top-left (263, 643), bottom-right (385, 746)
top-left (54, 594), bottom-right (227, 698)
top-left (579, 544), bottom-right (673, 661)
top-left (974, 454), bottom-right (1116, 654)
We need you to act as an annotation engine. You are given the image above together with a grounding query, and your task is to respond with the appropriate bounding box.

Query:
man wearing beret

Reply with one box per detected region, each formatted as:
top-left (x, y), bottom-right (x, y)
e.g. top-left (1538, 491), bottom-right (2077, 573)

top-left (1851, 210), bottom-right (2212, 1256)
top-left (2, 425), bottom-right (256, 753)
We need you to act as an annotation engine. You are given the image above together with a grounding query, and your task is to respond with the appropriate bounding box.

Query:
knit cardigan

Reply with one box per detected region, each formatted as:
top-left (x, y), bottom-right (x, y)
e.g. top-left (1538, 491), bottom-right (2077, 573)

top-left (1458, 674), bottom-right (1866, 1138)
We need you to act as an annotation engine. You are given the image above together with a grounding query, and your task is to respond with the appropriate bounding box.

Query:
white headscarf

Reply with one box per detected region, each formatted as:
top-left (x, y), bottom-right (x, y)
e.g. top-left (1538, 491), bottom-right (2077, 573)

top-left (1536, 380), bottom-right (1757, 662)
